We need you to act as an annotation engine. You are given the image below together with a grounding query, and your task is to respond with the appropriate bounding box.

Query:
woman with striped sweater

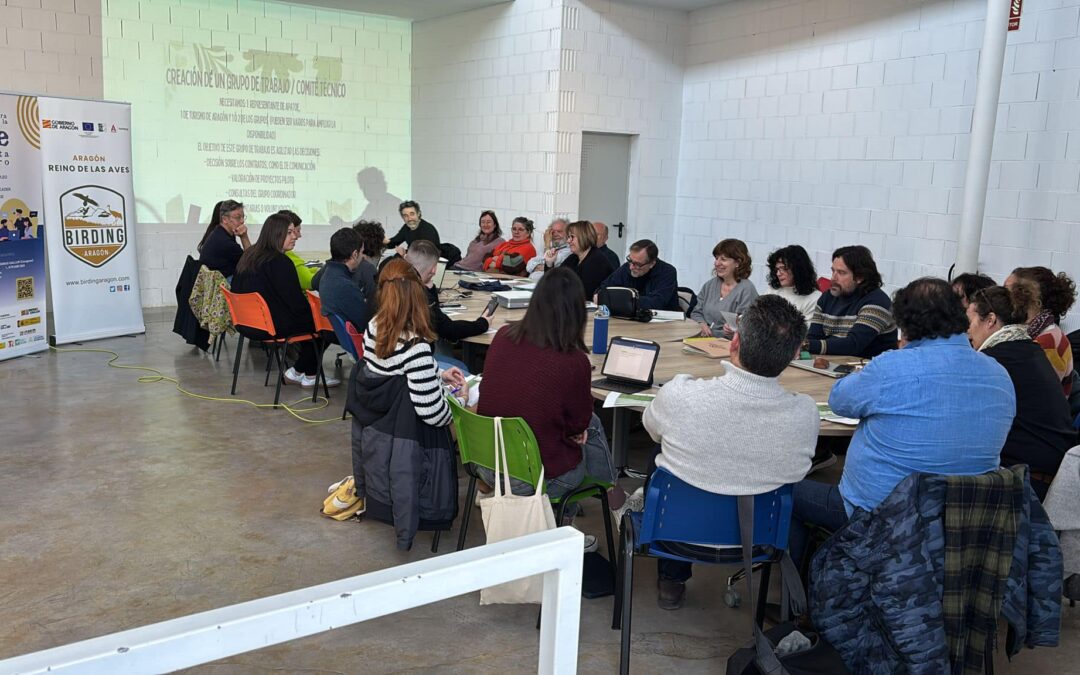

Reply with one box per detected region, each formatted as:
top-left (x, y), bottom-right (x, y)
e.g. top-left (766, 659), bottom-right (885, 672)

top-left (349, 258), bottom-right (466, 549)
top-left (363, 258), bottom-right (468, 427)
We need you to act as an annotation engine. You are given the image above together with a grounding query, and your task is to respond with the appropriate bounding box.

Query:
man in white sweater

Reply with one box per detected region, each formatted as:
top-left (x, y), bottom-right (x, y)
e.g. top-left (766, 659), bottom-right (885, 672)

top-left (642, 294), bottom-right (820, 609)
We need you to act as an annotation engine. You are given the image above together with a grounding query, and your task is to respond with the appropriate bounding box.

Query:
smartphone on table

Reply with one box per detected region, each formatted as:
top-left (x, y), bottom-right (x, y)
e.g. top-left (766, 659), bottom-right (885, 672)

top-left (485, 297), bottom-right (500, 315)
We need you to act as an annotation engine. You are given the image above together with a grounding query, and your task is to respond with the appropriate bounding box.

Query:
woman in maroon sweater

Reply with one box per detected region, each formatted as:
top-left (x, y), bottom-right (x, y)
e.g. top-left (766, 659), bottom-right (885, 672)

top-left (477, 267), bottom-right (618, 504)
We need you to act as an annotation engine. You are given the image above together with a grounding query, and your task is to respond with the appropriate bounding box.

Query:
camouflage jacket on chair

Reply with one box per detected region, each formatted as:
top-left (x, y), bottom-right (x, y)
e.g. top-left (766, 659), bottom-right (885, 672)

top-left (810, 468), bottom-right (1062, 674)
top-left (188, 266), bottom-right (235, 339)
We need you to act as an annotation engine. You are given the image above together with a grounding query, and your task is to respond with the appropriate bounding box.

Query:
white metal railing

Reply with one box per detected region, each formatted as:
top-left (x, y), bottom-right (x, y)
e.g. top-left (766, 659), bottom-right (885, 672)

top-left (0, 528), bottom-right (584, 675)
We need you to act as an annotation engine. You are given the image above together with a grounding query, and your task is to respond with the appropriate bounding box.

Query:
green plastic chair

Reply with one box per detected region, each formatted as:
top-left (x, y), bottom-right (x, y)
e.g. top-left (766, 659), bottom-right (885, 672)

top-left (448, 398), bottom-right (617, 574)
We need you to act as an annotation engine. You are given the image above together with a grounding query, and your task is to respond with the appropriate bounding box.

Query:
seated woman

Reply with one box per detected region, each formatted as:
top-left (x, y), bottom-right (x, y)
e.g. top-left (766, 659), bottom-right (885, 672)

top-left (350, 258), bottom-right (469, 550)
top-left (231, 213), bottom-right (338, 387)
top-left (1006, 266), bottom-right (1076, 396)
top-left (690, 238), bottom-right (758, 336)
top-left (561, 220), bottom-right (616, 299)
top-left (354, 220), bottom-right (385, 308)
top-left (484, 217), bottom-right (537, 276)
top-left (951, 272), bottom-right (995, 308)
top-left (762, 244), bottom-right (822, 325)
top-left (477, 267), bottom-right (622, 545)
top-left (967, 281), bottom-right (1076, 499)
top-left (197, 199), bottom-right (250, 279)
top-left (455, 210), bottom-right (504, 272)
top-left (277, 209), bottom-right (316, 290)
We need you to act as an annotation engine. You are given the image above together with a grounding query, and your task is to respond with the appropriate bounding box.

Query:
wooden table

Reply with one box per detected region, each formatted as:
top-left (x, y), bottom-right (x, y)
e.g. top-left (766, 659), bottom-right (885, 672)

top-left (444, 271), bottom-right (854, 467)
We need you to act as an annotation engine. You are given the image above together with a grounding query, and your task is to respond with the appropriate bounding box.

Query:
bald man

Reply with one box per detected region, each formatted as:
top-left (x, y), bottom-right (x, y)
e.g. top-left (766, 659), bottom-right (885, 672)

top-left (593, 221), bottom-right (621, 270)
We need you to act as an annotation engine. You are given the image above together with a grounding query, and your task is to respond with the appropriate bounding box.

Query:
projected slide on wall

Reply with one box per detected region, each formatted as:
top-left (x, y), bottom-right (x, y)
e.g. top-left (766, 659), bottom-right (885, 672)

top-left (102, 0), bottom-right (411, 228)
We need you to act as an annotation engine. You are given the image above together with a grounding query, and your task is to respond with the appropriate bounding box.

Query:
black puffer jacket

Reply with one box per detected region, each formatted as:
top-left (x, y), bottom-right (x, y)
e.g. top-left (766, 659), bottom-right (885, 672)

top-left (347, 363), bottom-right (458, 550)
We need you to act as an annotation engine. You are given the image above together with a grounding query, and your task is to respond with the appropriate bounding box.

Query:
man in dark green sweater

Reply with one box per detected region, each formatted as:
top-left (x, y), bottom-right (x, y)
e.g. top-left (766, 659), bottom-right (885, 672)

top-left (806, 245), bottom-right (897, 358)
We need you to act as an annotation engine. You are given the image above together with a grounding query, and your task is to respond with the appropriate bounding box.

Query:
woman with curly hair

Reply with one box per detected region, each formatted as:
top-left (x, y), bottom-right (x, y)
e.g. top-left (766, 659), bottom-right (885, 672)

top-left (762, 244), bottom-right (822, 325)
top-left (967, 280), bottom-right (1076, 498)
top-left (1006, 266), bottom-right (1076, 395)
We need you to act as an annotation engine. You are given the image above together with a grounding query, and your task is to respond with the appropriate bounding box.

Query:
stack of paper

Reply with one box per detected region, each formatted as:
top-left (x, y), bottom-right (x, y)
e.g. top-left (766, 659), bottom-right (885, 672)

top-left (682, 337), bottom-right (731, 359)
top-left (602, 392), bottom-right (657, 409)
top-left (816, 403), bottom-right (858, 425)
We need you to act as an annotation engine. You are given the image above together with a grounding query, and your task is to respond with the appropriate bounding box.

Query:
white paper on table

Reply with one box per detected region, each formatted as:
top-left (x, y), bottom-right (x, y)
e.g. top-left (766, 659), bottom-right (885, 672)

top-left (816, 402), bottom-right (859, 425)
top-left (484, 328), bottom-right (498, 335)
top-left (443, 311), bottom-right (462, 317)
top-left (721, 311), bottom-right (740, 332)
top-left (602, 391), bottom-right (657, 409)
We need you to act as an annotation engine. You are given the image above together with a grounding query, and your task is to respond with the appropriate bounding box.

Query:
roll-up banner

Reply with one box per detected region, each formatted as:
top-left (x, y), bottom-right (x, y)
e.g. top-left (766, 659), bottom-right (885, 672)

top-left (0, 93), bottom-right (48, 361)
top-left (39, 97), bottom-right (144, 344)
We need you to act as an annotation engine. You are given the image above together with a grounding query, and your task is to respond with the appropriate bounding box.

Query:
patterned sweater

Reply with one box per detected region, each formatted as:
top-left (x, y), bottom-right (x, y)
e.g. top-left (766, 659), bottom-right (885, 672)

top-left (1033, 323), bottom-right (1074, 396)
top-left (362, 319), bottom-right (451, 427)
top-left (808, 287), bottom-right (897, 357)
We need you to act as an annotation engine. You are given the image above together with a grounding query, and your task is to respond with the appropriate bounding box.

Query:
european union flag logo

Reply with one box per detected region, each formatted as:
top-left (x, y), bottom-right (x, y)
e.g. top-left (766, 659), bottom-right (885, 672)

top-left (82, 122), bottom-right (94, 131)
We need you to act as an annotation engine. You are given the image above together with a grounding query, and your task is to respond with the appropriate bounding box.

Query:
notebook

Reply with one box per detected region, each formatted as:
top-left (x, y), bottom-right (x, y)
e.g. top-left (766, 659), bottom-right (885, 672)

top-left (591, 336), bottom-right (661, 394)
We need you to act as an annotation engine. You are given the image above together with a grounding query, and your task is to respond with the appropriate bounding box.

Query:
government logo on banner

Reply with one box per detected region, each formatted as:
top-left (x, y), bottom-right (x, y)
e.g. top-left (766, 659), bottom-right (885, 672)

top-left (60, 186), bottom-right (127, 267)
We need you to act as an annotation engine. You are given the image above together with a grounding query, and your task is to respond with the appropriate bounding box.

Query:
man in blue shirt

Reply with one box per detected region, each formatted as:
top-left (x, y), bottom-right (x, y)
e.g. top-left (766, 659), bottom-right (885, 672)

top-left (595, 238), bottom-right (680, 312)
top-left (789, 277), bottom-right (1015, 564)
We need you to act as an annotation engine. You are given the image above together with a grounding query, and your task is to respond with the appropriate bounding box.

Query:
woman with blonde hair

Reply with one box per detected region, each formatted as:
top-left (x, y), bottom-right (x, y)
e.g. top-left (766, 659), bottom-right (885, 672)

top-left (561, 220), bottom-right (616, 298)
top-left (349, 258), bottom-right (467, 550)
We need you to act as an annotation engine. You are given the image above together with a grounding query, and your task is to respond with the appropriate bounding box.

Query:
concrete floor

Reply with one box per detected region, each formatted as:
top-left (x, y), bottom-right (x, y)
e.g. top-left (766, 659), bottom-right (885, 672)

top-left (1, 307), bottom-right (1077, 673)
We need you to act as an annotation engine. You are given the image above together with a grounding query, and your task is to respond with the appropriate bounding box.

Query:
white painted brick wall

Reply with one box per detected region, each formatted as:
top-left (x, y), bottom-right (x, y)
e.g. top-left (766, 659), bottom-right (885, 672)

top-left (556, 0), bottom-right (686, 258)
top-left (674, 0), bottom-right (1080, 304)
top-left (412, 0), bottom-right (563, 251)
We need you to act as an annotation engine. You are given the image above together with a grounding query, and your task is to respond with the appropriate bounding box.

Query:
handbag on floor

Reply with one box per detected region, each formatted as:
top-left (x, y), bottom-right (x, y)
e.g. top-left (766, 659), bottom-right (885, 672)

top-left (320, 476), bottom-right (366, 521)
top-left (726, 495), bottom-right (849, 675)
top-left (479, 417), bottom-right (557, 605)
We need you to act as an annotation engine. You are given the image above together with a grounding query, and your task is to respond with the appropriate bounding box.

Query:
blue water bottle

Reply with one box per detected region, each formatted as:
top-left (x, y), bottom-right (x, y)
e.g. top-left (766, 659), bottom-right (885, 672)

top-left (592, 305), bottom-right (610, 354)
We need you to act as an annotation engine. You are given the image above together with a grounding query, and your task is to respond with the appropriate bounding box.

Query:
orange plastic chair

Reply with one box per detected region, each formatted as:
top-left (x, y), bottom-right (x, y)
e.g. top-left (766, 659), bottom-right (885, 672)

top-left (305, 290), bottom-right (339, 401)
top-left (220, 284), bottom-right (320, 405)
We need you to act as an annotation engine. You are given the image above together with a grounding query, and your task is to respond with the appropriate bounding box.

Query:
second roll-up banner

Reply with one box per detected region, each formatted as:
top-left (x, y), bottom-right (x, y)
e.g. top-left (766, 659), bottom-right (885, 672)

top-left (39, 97), bottom-right (145, 345)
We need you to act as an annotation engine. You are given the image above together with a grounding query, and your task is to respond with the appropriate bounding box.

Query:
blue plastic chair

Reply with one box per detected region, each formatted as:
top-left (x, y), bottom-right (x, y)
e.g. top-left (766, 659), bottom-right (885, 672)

top-left (328, 313), bottom-right (360, 361)
top-left (611, 467), bottom-right (794, 675)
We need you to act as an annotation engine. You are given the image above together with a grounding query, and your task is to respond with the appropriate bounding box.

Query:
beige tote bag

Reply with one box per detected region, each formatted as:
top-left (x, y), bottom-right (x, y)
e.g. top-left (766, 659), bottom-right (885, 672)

top-left (479, 417), bottom-right (557, 605)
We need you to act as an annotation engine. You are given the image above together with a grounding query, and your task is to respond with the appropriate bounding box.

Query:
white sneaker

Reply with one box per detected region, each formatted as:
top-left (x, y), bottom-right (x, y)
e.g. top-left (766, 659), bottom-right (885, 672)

top-left (323, 375), bottom-right (341, 388)
top-left (283, 367), bottom-right (305, 385)
top-left (298, 373), bottom-right (318, 387)
top-left (612, 487), bottom-right (646, 531)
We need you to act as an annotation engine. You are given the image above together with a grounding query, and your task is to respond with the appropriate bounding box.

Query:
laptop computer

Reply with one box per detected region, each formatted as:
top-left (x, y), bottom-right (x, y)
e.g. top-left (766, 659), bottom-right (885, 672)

top-left (433, 258), bottom-right (448, 291)
top-left (591, 336), bottom-right (662, 394)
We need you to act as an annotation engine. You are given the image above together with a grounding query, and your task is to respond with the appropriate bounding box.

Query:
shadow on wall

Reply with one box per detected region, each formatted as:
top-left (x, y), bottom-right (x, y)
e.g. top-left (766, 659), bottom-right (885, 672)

top-left (356, 166), bottom-right (402, 229)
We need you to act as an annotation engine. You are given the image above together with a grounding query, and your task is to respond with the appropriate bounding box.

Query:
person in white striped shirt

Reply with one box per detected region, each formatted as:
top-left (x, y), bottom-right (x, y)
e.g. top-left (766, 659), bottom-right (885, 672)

top-left (363, 259), bottom-right (468, 427)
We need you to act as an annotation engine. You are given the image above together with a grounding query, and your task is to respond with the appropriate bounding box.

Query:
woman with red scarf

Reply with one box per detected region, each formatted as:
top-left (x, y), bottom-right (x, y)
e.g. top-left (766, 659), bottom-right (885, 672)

top-left (484, 217), bottom-right (537, 276)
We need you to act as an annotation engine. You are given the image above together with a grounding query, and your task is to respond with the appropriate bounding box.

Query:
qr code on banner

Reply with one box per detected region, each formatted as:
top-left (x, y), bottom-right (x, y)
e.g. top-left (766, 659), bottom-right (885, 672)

top-left (16, 276), bottom-right (33, 301)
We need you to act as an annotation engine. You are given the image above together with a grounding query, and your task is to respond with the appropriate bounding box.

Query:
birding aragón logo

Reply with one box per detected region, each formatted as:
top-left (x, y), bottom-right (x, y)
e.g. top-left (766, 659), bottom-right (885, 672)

top-left (60, 186), bottom-right (127, 267)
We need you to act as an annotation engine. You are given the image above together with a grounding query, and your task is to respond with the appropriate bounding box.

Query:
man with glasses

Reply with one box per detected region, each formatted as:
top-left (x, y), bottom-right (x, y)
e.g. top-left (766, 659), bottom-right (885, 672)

top-left (595, 239), bottom-right (680, 312)
top-left (198, 199), bottom-right (250, 279)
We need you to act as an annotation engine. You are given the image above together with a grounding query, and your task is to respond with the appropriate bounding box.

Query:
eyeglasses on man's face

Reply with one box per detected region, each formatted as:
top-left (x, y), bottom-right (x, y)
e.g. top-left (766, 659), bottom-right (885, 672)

top-left (626, 255), bottom-right (653, 269)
